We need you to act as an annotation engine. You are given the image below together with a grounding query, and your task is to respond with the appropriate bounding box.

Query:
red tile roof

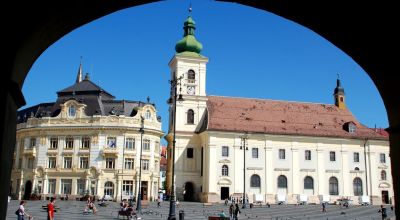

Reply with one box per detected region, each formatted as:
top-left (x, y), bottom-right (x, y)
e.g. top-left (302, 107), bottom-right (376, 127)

top-left (205, 96), bottom-right (387, 140)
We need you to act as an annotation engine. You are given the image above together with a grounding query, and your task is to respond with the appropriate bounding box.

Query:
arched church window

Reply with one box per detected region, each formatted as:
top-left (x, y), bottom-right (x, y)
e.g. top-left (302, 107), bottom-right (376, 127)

top-left (329, 176), bottom-right (339, 195)
top-left (222, 165), bottom-right (228, 176)
top-left (250, 174), bottom-right (261, 188)
top-left (68, 106), bottom-right (76, 118)
top-left (187, 109), bottom-right (194, 124)
top-left (278, 175), bottom-right (287, 188)
top-left (353, 177), bottom-right (363, 196)
top-left (304, 176), bottom-right (314, 189)
top-left (381, 170), bottom-right (387, 180)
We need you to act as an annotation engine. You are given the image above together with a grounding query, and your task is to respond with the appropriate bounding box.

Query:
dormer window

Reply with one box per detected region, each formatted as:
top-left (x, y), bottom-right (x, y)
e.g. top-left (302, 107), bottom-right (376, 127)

top-left (145, 110), bottom-right (151, 120)
top-left (344, 121), bottom-right (357, 133)
top-left (68, 106), bottom-right (76, 118)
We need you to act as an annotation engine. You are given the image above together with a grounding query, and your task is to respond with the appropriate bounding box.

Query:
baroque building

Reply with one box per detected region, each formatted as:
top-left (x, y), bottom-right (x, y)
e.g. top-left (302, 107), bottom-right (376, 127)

top-left (11, 66), bottom-right (163, 202)
top-left (165, 13), bottom-right (393, 205)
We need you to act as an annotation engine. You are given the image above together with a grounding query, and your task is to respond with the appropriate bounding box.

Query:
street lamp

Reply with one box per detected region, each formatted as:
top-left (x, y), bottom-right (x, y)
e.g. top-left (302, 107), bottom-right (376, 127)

top-left (240, 134), bottom-right (248, 209)
top-left (167, 75), bottom-right (184, 220)
top-left (136, 116), bottom-right (145, 214)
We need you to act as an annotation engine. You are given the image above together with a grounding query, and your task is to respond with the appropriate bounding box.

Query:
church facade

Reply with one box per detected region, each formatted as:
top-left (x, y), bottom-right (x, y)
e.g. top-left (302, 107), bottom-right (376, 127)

top-left (11, 66), bottom-right (163, 202)
top-left (166, 14), bottom-right (393, 205)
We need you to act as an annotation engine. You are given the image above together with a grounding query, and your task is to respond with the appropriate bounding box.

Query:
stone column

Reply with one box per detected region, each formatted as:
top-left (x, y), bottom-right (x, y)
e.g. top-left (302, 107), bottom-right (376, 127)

top-left (291, 147), bottom-right (299, 195)
top-left (316, 148), bottom-right (325, 196)
top-left (43, 174), bottom-right (48, 197)
top-left (341, 150), bottom-right (350, 195)
top-left (207, 144), bottom-right (217, 202)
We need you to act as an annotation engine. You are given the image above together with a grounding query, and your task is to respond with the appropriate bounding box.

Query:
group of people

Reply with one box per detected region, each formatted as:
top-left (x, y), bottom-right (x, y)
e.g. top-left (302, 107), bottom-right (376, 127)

top-left (228, 203), bottom-right (241, 220)
top-left (16, 197), bottom-right (56, 220)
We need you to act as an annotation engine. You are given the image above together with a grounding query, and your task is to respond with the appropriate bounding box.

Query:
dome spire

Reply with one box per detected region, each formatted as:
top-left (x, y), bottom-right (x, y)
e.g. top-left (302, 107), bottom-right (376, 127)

top-left (175, 5), bottom-right (203, 57)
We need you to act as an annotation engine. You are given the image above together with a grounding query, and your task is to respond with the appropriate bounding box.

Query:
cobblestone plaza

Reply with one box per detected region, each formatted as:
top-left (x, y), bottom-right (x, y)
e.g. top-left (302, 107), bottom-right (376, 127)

top-left (6, 200), bottom-right (395, 220)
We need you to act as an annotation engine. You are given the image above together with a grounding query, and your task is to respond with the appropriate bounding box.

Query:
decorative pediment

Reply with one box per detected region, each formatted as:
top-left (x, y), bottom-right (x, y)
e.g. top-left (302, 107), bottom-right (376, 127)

top-left (378, 165), bottom-right (388, 169)
top-left (325, 169), bottom-right (340, 173)
top-left (217, 177), bottom-right (232, 185)
top-left (219, 159), bottom-right (231, 163)
top-left (300, 169), bottom-right (316, 172)
top-left (379, 182), bottom-right (391, 188)
top-left (274, 168), bottom-right (290, 171)
top-left (247, 167), bottom-right (263, 170)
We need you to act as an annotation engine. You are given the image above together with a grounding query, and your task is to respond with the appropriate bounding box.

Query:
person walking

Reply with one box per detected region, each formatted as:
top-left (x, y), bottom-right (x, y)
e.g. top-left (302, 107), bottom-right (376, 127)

top-left (322, 202), bottom-right (327, 212)
top-left (16, 200), bottom-right (32, 220)
top-left (234, 203), bottom-right (241, 220)
top-left (378, 205), bottom-right (387, 220)
top-left (229, 204), bottom-right (235, 220)
top-left (47, 197), bottom-right (56, 220)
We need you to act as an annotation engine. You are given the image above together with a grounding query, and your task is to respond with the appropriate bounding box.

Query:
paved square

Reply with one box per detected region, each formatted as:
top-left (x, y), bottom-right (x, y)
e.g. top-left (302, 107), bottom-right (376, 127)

top-left (6, 200), bottom-right (396, 219)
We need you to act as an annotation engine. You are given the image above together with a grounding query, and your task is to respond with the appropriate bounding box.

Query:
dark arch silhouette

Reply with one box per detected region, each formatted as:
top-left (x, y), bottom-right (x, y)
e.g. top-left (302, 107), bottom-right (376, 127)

top-left (23, 180), bottom-right (32, 200)
top-left (183, 182), bottom-right (195, 201)
top-left (1, 1), bottom-right (399, 218)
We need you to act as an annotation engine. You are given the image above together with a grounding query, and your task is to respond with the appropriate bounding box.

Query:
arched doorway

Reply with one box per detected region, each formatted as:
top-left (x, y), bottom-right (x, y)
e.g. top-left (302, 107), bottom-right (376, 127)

top-left (183, 182), bottom-right (195, 201)
top-left (23, 180), bottom-right (32, 200)
top-left (104, 181), bottom-right (114, 200)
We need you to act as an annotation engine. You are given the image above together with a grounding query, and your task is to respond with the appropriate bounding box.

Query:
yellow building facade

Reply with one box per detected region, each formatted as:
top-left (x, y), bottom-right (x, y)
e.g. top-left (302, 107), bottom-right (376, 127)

top-left (11, 69), bottom-right (163, 202)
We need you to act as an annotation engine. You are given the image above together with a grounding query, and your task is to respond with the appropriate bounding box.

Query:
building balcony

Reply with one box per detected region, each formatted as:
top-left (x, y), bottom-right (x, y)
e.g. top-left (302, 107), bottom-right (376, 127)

top-left (102, 147), bottom-right (119, 157)
top-left (23, 148), bottom-right (36, 157)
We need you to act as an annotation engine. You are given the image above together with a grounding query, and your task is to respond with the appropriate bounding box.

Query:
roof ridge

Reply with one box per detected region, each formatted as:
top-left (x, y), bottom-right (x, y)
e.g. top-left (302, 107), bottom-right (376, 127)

top-left (207, 95), bottom-right (336, 106)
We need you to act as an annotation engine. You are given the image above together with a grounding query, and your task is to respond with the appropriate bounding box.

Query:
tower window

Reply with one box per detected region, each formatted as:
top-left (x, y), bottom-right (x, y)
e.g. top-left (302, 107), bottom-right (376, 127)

top-left (187, 148), bottom-right (194, 158)
top-left (187, 109), bottom-right (194, 124)
top-left (187, 69), bottom-right (195, 83)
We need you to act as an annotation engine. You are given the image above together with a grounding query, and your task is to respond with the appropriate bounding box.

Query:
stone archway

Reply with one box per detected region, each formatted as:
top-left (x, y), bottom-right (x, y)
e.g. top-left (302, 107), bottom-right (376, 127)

top-left (23, 180), bottom-right (32, 200)
top-left (1, 1), bottom-right (399, 219)
top-left (183, 182), bottom-right (195, 202)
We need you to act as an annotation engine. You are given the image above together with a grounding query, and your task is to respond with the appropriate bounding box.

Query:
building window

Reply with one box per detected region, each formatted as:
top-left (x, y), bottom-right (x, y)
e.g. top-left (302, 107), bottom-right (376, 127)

top-left (187, 69), bottom-right (195, 83)
top-left (329, 177), bottom-right (339, 195)
top-left (18, 158), bottom-right (22, 169)
top-left (155, 141), bottom-right (160, 153)
top-left (353, 177), bottom-right (363, 196)
top-left (63, 157), bottom-right (72, 169)
top-left (349, 124), bottom-right (356, 133)
top-left (187, 109), bottom-right (194, 124)
top-left (48, 157), bottom-right (56, 168)
top-left (90, 180), bottom-right (97, 195)
top-left (187, 148), bottom-right (194, 158)
top-left (143, 139), bottom-right (150, 151)
top-left (252, 148), bottom-right (259, 158)
top-left (330, 151), bottom-right (336, 161)
top-left (155, 161), bottom-right (159, 172)
top-left (381, 170), bottom-right (387, 180)
top-left (123, 180), bottom-right (134, 196)
top-left (251, 174), bottom-right (261, 188)
top-left (380, 153), bottom-right (386, 163)
top-left (61, 179), bottom-right (72, 195)
top-left (142, 159), bottom-right (149, 170)
top-left (304, 176), bottom-right (314, 189)
top-left (305, 150), bottom-right (311, 160)
top-left (68, 106), bottom-right (76, 118)
top-left (27, 158), bottom-right (34, 169)
top-left (125, 158), bottom-right (134, 169)
top-left (222, 165), bottom-right (229, 176)
top-left (80, 157), bottom-right (89, 169)
top-left (81, 137), bottom-right (90, 149)
top-left (105, 158), bottom-right (115, 169)
top-left (222, 146), bottom-right (229, 157)
top-left (77, 179), bottom-right (86, 195)
top-left (125, 138), bottom-right (135, 150)
top-left (48, 179), bottom-right (56, 194)
top-left (65, 136), bottom-right (74, 149)
top-left (145, 110), bottom-right (151, 120)
top-left (278, 175), bottom-right (287, 188)
top-left (354, 152), bottom-right (360, 162)
top-left (107, 137), bottom-right (116, 148)
top-left (279, 149), bottom-right (286, 159)
top-left (29, 138), bottom-right (36, 149)
top-left (50, 137), bottom-right (58, 149)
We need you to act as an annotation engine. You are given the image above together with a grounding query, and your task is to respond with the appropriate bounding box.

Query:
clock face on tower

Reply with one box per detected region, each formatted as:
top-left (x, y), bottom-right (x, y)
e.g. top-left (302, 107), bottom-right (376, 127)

top-left (187, 86), bottom-right (195, 95)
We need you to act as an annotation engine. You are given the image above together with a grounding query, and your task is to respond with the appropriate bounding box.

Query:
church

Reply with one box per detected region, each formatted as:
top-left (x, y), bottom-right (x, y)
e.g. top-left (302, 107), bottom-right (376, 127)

top-left (165, 13), bottom-right (393, 205)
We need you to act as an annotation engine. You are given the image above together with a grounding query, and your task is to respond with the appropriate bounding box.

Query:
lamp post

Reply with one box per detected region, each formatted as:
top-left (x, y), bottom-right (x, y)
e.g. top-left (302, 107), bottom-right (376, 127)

top-left (167, 75), bottom-right (184, 220)
top-left (136, 116), bottom-right (145, 214)
top-left (240, 134), bottom-right (248, 209)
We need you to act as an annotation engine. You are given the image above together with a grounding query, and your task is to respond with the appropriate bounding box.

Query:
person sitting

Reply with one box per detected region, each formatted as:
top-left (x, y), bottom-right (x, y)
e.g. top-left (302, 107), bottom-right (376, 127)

top-left (219, 210), bottom-right (227, 218)
top-left (86, 197), bottom-right (97, 214)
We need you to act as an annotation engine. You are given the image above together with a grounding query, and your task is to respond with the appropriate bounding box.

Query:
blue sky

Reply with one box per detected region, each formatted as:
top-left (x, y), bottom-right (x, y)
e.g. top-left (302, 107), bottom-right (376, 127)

top-left (22, 0), bottom-right (388, 139)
